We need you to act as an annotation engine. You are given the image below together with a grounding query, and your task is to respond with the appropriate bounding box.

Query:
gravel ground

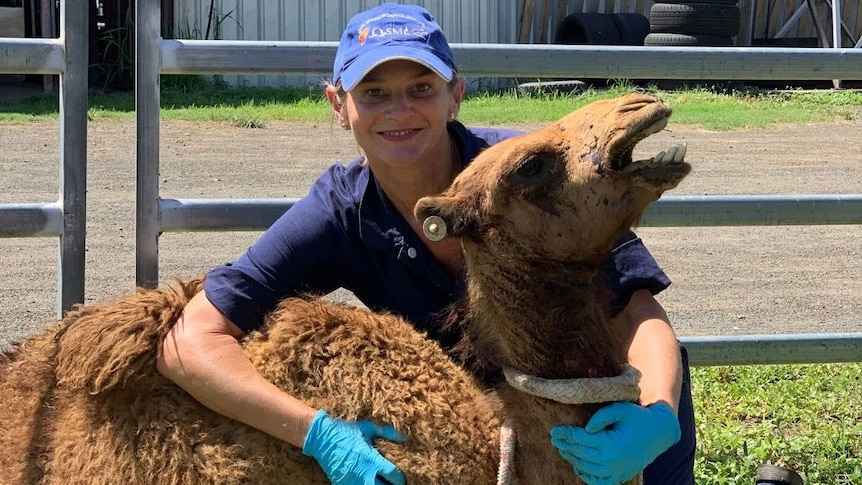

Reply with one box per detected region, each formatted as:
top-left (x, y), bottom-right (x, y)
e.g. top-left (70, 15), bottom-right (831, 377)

top-left (1, 117), bottom-right (860, 349)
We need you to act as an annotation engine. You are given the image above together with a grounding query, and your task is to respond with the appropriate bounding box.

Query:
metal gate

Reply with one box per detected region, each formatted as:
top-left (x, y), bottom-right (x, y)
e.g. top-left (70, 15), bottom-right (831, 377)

top-left (0, 1), bottom-right (87, 317)
top-left (136, 0), bottom-right (862, 366)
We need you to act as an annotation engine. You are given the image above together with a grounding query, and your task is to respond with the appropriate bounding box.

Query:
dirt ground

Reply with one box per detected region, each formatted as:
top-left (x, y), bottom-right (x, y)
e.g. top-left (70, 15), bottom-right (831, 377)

top-left (1, 115), bottom-right (860, 349)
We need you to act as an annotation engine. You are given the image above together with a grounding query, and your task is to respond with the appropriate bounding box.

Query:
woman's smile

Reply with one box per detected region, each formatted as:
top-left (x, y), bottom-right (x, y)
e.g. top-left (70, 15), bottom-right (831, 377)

top-left (379, 128), bottom-right (420, 140)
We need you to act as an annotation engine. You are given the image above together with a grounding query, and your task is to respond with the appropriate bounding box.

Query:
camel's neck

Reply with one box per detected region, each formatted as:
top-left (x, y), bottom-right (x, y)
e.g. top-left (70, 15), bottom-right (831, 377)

top-left (463, 255), bottom-right (629, 381)
top-left (461, 252), bottom-right (636, 483)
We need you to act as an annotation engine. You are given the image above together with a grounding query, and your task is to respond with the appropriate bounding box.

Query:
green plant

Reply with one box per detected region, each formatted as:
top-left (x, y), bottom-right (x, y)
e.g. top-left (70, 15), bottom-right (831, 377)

top-left (693, 363), bottom-right (862, 485)
top-left (92, 5), bottom-right (134, 91)
top-left (91, 1), bottom-right (243, 92)
top-left (229, 114), bottom-right (265, 128)
top-left (160, 1), bottom-right (243, 92)
top-left (168, 0), bottom-right (241, 41)
top-left (203, 0), bottom-right (240, 41)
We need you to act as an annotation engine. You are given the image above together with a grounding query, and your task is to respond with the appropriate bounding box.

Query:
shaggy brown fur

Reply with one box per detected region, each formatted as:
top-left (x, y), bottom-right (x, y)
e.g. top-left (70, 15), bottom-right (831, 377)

top-left (0, 93), bottom-right (690, 484)
top-left (0, 280), bottom-right (500, 484)
top-left (415, 92), bottom-right (691, 483)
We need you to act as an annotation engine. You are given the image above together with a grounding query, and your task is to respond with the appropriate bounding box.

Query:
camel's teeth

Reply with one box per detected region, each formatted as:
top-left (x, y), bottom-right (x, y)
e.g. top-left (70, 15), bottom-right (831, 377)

top-left (624, 143), bottom-right (687, 173)
top-left (653, 143), bottom-right (687, 164)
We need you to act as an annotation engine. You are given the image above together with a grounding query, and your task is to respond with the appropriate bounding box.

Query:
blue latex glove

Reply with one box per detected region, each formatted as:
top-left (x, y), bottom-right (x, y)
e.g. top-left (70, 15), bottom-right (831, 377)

top-left (549, 402), bottom-right (681, 485)
top-left (302, 410), bottom-right (407, 485)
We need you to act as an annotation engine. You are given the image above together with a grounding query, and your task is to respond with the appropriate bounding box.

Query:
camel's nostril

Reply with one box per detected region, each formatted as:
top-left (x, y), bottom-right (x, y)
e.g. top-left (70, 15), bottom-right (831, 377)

top-left (618, 101), bottom-right (651, 113)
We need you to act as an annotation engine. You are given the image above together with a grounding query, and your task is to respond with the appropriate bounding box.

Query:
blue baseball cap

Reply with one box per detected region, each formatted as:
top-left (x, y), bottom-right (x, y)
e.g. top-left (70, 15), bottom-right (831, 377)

top-left (333, 3), bottom-right (458, 92)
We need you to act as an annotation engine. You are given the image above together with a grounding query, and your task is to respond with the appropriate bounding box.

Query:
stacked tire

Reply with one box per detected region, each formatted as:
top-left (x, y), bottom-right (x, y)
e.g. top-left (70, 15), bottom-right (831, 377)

top-left (645, 1), bottom-right (741, 47)
top-left (554, 12), bottom-right (651, 46)
top-left (524, 12), bottom-right (651, 95)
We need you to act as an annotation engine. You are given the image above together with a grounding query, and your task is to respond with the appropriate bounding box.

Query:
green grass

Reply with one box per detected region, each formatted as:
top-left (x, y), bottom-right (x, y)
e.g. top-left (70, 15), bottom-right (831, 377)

top-left (1, 77), bottom-right (860, 130)
top-left (459, 83), bottom-right (862, 130)
top-left (2, 78), bottom-right (860, 482)
top-left (693, 363), bottom-right (862, 485)
top-left (0, 77), bottom-right (335, 124)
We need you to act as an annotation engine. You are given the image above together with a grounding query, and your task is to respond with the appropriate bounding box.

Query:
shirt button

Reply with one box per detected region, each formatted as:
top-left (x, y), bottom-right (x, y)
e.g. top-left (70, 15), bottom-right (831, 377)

top-left (407, 247), bottom-right (417, 259)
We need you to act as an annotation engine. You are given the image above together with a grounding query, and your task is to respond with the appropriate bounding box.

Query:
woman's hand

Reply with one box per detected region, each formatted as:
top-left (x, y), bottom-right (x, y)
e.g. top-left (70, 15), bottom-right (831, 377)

top-left (302, 410), bottom-right (408, 485)
top-left (549, 401), bottom-right (681, 485)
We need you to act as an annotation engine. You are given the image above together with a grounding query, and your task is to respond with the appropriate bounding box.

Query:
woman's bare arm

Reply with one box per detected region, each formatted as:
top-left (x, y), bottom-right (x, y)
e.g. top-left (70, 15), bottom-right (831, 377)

top-left (156, 290), bottom-right (317, 447)
top-left (622, 289), bottom-right (683, 413)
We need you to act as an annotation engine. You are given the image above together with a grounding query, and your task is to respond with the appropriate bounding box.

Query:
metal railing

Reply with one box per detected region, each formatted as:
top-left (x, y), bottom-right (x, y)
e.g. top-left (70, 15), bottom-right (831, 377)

top-left (0, 1), bottom-right (88, 317)
top-left (8, 0), bottom-right (855, 366)
top-left (135, 0), bottom-right (862, 366)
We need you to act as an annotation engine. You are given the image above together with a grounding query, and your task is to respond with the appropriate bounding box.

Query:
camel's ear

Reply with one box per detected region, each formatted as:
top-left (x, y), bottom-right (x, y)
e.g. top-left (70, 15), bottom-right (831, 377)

top-left (414, 194), bottom-right (479, 239)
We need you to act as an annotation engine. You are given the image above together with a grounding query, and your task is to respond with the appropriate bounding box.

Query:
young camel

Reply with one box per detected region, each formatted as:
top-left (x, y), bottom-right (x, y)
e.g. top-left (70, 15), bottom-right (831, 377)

top-left (0, 93), bottom-right (690, 485)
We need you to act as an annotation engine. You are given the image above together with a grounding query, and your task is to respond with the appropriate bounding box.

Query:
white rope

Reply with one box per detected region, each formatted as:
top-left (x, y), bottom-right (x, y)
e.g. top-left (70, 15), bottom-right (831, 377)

top-left (495, 365), bottom-right (643, 484)
top-left (497, 418), bottom-right (517, 485)
top-left (502, 364), bottom-right (641, 404)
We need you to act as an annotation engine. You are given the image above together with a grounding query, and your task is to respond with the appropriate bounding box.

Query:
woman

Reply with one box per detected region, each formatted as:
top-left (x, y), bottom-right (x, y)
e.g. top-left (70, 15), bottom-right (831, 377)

top-left (157, 4), bottom-right (695, 485)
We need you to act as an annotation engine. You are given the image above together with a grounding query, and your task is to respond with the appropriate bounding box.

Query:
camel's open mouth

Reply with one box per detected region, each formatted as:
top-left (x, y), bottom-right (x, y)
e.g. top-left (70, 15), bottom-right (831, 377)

top-left (625, 141), bottom-right (688, 173)
top-left (608, 111), bottom-right (686, 173)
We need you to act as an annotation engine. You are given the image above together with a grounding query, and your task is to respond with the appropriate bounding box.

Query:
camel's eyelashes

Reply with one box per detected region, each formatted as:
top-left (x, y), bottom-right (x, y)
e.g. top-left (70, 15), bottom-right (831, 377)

top-left (514, 156), bottom-right (549, 181)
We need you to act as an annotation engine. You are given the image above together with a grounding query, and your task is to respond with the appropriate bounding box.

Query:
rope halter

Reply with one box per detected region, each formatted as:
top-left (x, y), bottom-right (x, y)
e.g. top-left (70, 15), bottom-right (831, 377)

top-left (502, 364), bottom-right (642, 404)
top-left (496, 364), bottom-right (642, 485)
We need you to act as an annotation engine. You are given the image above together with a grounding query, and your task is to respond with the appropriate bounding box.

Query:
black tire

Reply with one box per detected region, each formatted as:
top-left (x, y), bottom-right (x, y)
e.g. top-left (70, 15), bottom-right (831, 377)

top-left (650, 3), bottom-right (741, 37)
top-left (554, 13), bottom-right (622, 45)
top-left (755, 465), bottom-right (804, 485)
top-left (611, 13), bottom-right (650, 45)
top-left (644, 33), bottom-right (735, 46)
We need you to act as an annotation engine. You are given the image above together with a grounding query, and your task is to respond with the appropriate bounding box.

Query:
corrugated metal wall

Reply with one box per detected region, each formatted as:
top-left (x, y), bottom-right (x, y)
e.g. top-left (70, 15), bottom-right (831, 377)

top-left (171, 0), bottom-right (862, 87)
top-left (171, 0), bottom-right (521, 87)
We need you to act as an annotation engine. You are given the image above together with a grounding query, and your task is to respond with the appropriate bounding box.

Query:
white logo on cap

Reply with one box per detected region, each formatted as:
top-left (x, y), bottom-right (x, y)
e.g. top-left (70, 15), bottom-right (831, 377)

top-left (358, 12), bottom-right (431, 44)
top-left (367, 26), bottom-right (430, 40)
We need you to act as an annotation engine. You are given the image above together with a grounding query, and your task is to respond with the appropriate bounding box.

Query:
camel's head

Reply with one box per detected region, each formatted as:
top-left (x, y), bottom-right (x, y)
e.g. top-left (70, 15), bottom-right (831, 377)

top-left (415, 93), bottom-right (690, 267)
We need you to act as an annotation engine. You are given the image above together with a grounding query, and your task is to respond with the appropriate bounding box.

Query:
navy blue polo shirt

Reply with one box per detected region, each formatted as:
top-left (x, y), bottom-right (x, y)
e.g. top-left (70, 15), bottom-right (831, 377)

top-left (205, 122), bottom-right (671, 351)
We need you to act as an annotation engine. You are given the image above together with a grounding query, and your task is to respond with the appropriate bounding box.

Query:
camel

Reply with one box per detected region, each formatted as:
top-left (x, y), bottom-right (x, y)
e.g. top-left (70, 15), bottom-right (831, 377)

top-left (0, 92), bottom-right (690, 484)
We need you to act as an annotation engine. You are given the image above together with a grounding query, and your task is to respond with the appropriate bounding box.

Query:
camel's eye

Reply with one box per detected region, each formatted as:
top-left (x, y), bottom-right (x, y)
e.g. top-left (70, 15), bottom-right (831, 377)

top-left (515, 156), bottom-right (547, 181)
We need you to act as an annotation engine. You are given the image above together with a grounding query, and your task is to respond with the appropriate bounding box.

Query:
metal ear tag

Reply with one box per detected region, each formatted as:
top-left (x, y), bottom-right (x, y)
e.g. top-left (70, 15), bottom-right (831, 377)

top-left (422, 216), bottom-right (447, 241)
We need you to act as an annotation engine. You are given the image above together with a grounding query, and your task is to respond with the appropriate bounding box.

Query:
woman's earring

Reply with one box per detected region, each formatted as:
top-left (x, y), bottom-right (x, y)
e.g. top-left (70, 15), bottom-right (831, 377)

top-left (449, 113), bottom-right (456, 121)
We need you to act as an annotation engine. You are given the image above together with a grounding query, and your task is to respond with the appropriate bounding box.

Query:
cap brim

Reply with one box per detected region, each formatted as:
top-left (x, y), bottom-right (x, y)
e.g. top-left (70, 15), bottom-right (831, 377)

top-left (340, 46), bottom-right (454, 91)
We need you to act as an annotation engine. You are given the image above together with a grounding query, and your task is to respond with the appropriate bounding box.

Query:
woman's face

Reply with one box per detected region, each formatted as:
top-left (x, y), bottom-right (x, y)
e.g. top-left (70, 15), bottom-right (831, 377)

top-left (331, 60), bottom-right (463, 171)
